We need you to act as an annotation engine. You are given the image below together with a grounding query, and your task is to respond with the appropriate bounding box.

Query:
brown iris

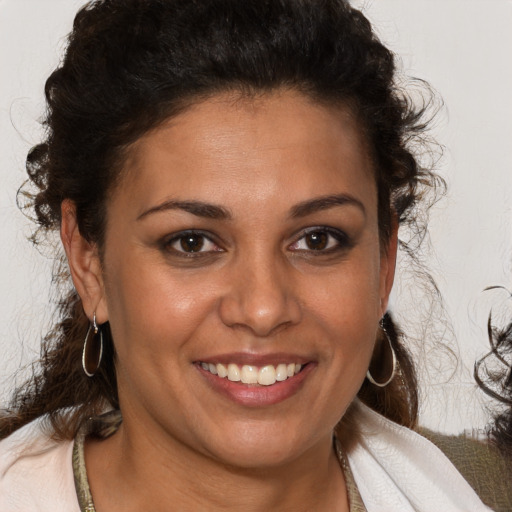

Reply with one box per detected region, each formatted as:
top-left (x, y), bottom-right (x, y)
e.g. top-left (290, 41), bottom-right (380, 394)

top-left (305, 231), bottom-right (328, 250)
top-left (180, 234), bottom-right (204, 252)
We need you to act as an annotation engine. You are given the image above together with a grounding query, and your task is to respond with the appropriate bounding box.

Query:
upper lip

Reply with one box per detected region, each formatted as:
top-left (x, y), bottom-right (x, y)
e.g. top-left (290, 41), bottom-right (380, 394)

top-left (195, 352), bottom-right (313, 366)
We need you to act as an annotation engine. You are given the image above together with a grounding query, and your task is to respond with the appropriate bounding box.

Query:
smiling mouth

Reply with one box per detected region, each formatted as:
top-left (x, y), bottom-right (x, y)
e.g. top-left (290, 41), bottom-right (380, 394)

top-left (198, 362), bottom-right (303, 386)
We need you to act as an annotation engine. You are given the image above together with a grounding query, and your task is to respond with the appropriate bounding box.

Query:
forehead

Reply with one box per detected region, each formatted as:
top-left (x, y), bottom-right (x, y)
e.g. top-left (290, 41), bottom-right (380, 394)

top-left (116, 90), bottom-right (376, 217)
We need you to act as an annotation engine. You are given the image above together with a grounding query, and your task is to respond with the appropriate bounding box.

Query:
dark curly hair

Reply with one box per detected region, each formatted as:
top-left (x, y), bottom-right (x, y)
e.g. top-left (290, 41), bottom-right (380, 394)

top-left (2, 0), bottom-right (442, 439)
top-left (475, 293), bottom-right (512, 461)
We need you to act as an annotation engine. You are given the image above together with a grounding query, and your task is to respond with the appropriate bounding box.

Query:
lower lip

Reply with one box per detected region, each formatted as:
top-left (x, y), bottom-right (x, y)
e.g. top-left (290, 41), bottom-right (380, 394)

top-left (197, 363), bottom-right (315, 407)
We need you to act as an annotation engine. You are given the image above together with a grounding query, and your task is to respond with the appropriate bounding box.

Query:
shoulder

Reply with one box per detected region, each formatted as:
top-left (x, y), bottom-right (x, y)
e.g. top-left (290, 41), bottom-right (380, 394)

top-left (346, 400), bottom-right (495, 511)
top-left (419, 427), bottom-right (512, 512)
top-left (0, 418), bottom-right (79, 512)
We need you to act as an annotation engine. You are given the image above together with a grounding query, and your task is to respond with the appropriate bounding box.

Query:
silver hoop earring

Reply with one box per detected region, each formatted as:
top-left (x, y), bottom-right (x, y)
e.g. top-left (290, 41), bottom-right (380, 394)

top-left (366, 320), bottom-right (397, 387)
top-left (82, 312), bottom-right (104, 377)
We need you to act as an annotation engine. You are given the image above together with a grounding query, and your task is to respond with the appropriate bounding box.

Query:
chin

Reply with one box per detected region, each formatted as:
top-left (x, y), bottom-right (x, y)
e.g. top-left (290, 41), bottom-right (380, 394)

top-left (201, 421), bottom-right (320, 470)
top-left (213, 443), bottom-right (301, 470)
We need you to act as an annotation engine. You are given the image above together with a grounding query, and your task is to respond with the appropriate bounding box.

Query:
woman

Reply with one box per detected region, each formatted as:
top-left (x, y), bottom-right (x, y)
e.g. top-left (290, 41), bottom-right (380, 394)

top-left (0, 1), bottom-right (508, 510)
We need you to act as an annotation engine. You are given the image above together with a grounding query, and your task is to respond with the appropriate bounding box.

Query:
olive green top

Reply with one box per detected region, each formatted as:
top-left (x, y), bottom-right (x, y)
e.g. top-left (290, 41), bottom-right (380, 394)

top-left (419, 427), bottom-right (512, 512)
top-left (72, 411), bottom-right (511, 512)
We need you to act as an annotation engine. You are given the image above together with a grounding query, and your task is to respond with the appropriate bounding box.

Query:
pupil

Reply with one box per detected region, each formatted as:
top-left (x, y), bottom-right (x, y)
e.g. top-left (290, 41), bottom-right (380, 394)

top-left (180, 234), bottom-right (204, 252)
top-left (306, 231), bottom-right (328, 250)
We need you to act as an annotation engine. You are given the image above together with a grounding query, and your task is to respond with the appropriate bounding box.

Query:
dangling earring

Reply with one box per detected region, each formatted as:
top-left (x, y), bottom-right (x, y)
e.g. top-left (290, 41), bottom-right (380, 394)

top-left (366, 319), bottom-right (397, 387)
top-left (82, 312), bottom-right (104, 377)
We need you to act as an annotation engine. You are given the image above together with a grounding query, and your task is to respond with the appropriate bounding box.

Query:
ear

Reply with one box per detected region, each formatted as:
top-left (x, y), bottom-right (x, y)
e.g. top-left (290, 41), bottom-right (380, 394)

top-left (379, 215), bottom-right (398, 317)
top-left (60, 200), bottom-right (108, 324)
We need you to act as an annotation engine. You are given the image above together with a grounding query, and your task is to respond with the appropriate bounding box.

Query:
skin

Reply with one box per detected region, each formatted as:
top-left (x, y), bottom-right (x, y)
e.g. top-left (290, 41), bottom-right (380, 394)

top-left (61, 89), bottom-right (397, 511)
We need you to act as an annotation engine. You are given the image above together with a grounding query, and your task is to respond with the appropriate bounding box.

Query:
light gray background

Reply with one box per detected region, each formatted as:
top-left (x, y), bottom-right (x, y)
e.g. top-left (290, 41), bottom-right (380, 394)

top-left (1, 0), bottom-right (511, 433)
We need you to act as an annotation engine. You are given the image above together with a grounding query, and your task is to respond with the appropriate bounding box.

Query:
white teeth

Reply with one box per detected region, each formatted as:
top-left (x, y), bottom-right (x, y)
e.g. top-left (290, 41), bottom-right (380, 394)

top-left (217, 363), bottom-right (228, 378)
top-left (201, 362), bottom-right (303, 385)
top-left (276, 363), bottom-right (288, 381)
top-left (240, 365), bottom-right (258, 384)
top-left (258, 365), bottom-right (277, 386)
top-left (227, 363), bottom-right (241, 382)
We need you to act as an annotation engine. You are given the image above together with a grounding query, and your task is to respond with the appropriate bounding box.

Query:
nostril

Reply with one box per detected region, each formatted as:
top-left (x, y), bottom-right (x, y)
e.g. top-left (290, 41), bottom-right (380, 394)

top-left (218, 288), bottom-right (301, 337)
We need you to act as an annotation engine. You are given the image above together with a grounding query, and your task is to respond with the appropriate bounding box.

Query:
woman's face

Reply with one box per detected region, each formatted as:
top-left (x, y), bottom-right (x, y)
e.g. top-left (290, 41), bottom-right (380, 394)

top-left (94, 90), bottom-right (395, 468)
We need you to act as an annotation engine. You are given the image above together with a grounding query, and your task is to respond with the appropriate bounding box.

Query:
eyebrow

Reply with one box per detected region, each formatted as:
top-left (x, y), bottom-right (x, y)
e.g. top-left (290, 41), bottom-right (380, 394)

top-left (137, 193), bottom-right (365, 222)
top-left (137, 200), bottom-right (232, 221)
top-left (289, 194), bottom-right (366, 218)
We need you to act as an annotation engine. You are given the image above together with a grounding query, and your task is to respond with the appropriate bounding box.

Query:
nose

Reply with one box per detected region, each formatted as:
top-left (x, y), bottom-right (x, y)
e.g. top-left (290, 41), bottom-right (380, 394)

top-left (218, 255), bottom-right (302, 337)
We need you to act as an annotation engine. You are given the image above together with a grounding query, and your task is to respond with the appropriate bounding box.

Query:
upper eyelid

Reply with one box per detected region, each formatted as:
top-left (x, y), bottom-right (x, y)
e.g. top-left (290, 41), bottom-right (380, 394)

top-left (163, 230), bottom-right (224, 253)
top-left (287, 226), bottom-right (350, 250)
top-left (166, 229), bottom-right (218, 243)
top-left (291, 226), bottom-right (348, 241)
top-left (161, 226), bottom-right (349, 249)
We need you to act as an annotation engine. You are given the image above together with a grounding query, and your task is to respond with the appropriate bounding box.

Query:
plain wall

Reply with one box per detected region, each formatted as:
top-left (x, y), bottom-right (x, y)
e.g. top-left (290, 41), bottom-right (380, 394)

top-left (1, 0), bottom-right (511, 433)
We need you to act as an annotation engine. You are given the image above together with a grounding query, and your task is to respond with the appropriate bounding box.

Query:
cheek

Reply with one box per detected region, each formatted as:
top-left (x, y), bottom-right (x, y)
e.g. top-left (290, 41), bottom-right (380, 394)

top-left (300, 250), bottom-right (382, 367)
top-left (304, 254), bottom-right (382, 327)
top-left (299, 275), bottom-right (378, 427)
top-left (103, 253), bottom-right (220, 366)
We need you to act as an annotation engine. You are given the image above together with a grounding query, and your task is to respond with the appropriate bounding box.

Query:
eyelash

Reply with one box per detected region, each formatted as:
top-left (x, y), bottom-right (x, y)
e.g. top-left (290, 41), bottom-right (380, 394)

top-left (161, 227), bottom-right (351, 258)
top-left (288, 227), bottom-right (351, 253)
top-left (163, 230), bottom-right (223, 257)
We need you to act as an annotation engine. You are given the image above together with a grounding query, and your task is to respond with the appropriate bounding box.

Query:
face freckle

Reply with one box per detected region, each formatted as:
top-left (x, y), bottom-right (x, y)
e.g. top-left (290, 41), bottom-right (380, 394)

top-left (100, 89), bottom-right (395, 469)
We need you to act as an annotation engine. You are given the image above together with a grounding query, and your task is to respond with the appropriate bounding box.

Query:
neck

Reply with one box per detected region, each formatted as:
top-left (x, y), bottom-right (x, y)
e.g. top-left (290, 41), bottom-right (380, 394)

top-left (85, 415), bottom-right (349, 512)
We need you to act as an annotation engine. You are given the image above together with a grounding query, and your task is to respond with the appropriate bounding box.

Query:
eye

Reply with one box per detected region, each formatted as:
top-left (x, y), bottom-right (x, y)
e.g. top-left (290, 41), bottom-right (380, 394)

top-left (165, 231), bottom-right (222, 255)
top-left (289, 228), bottom-right (348, 252)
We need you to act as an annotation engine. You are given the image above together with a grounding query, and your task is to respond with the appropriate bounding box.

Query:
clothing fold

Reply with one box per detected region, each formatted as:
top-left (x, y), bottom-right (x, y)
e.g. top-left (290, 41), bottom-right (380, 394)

top-left (346, 400), bottom-right (493, 512)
